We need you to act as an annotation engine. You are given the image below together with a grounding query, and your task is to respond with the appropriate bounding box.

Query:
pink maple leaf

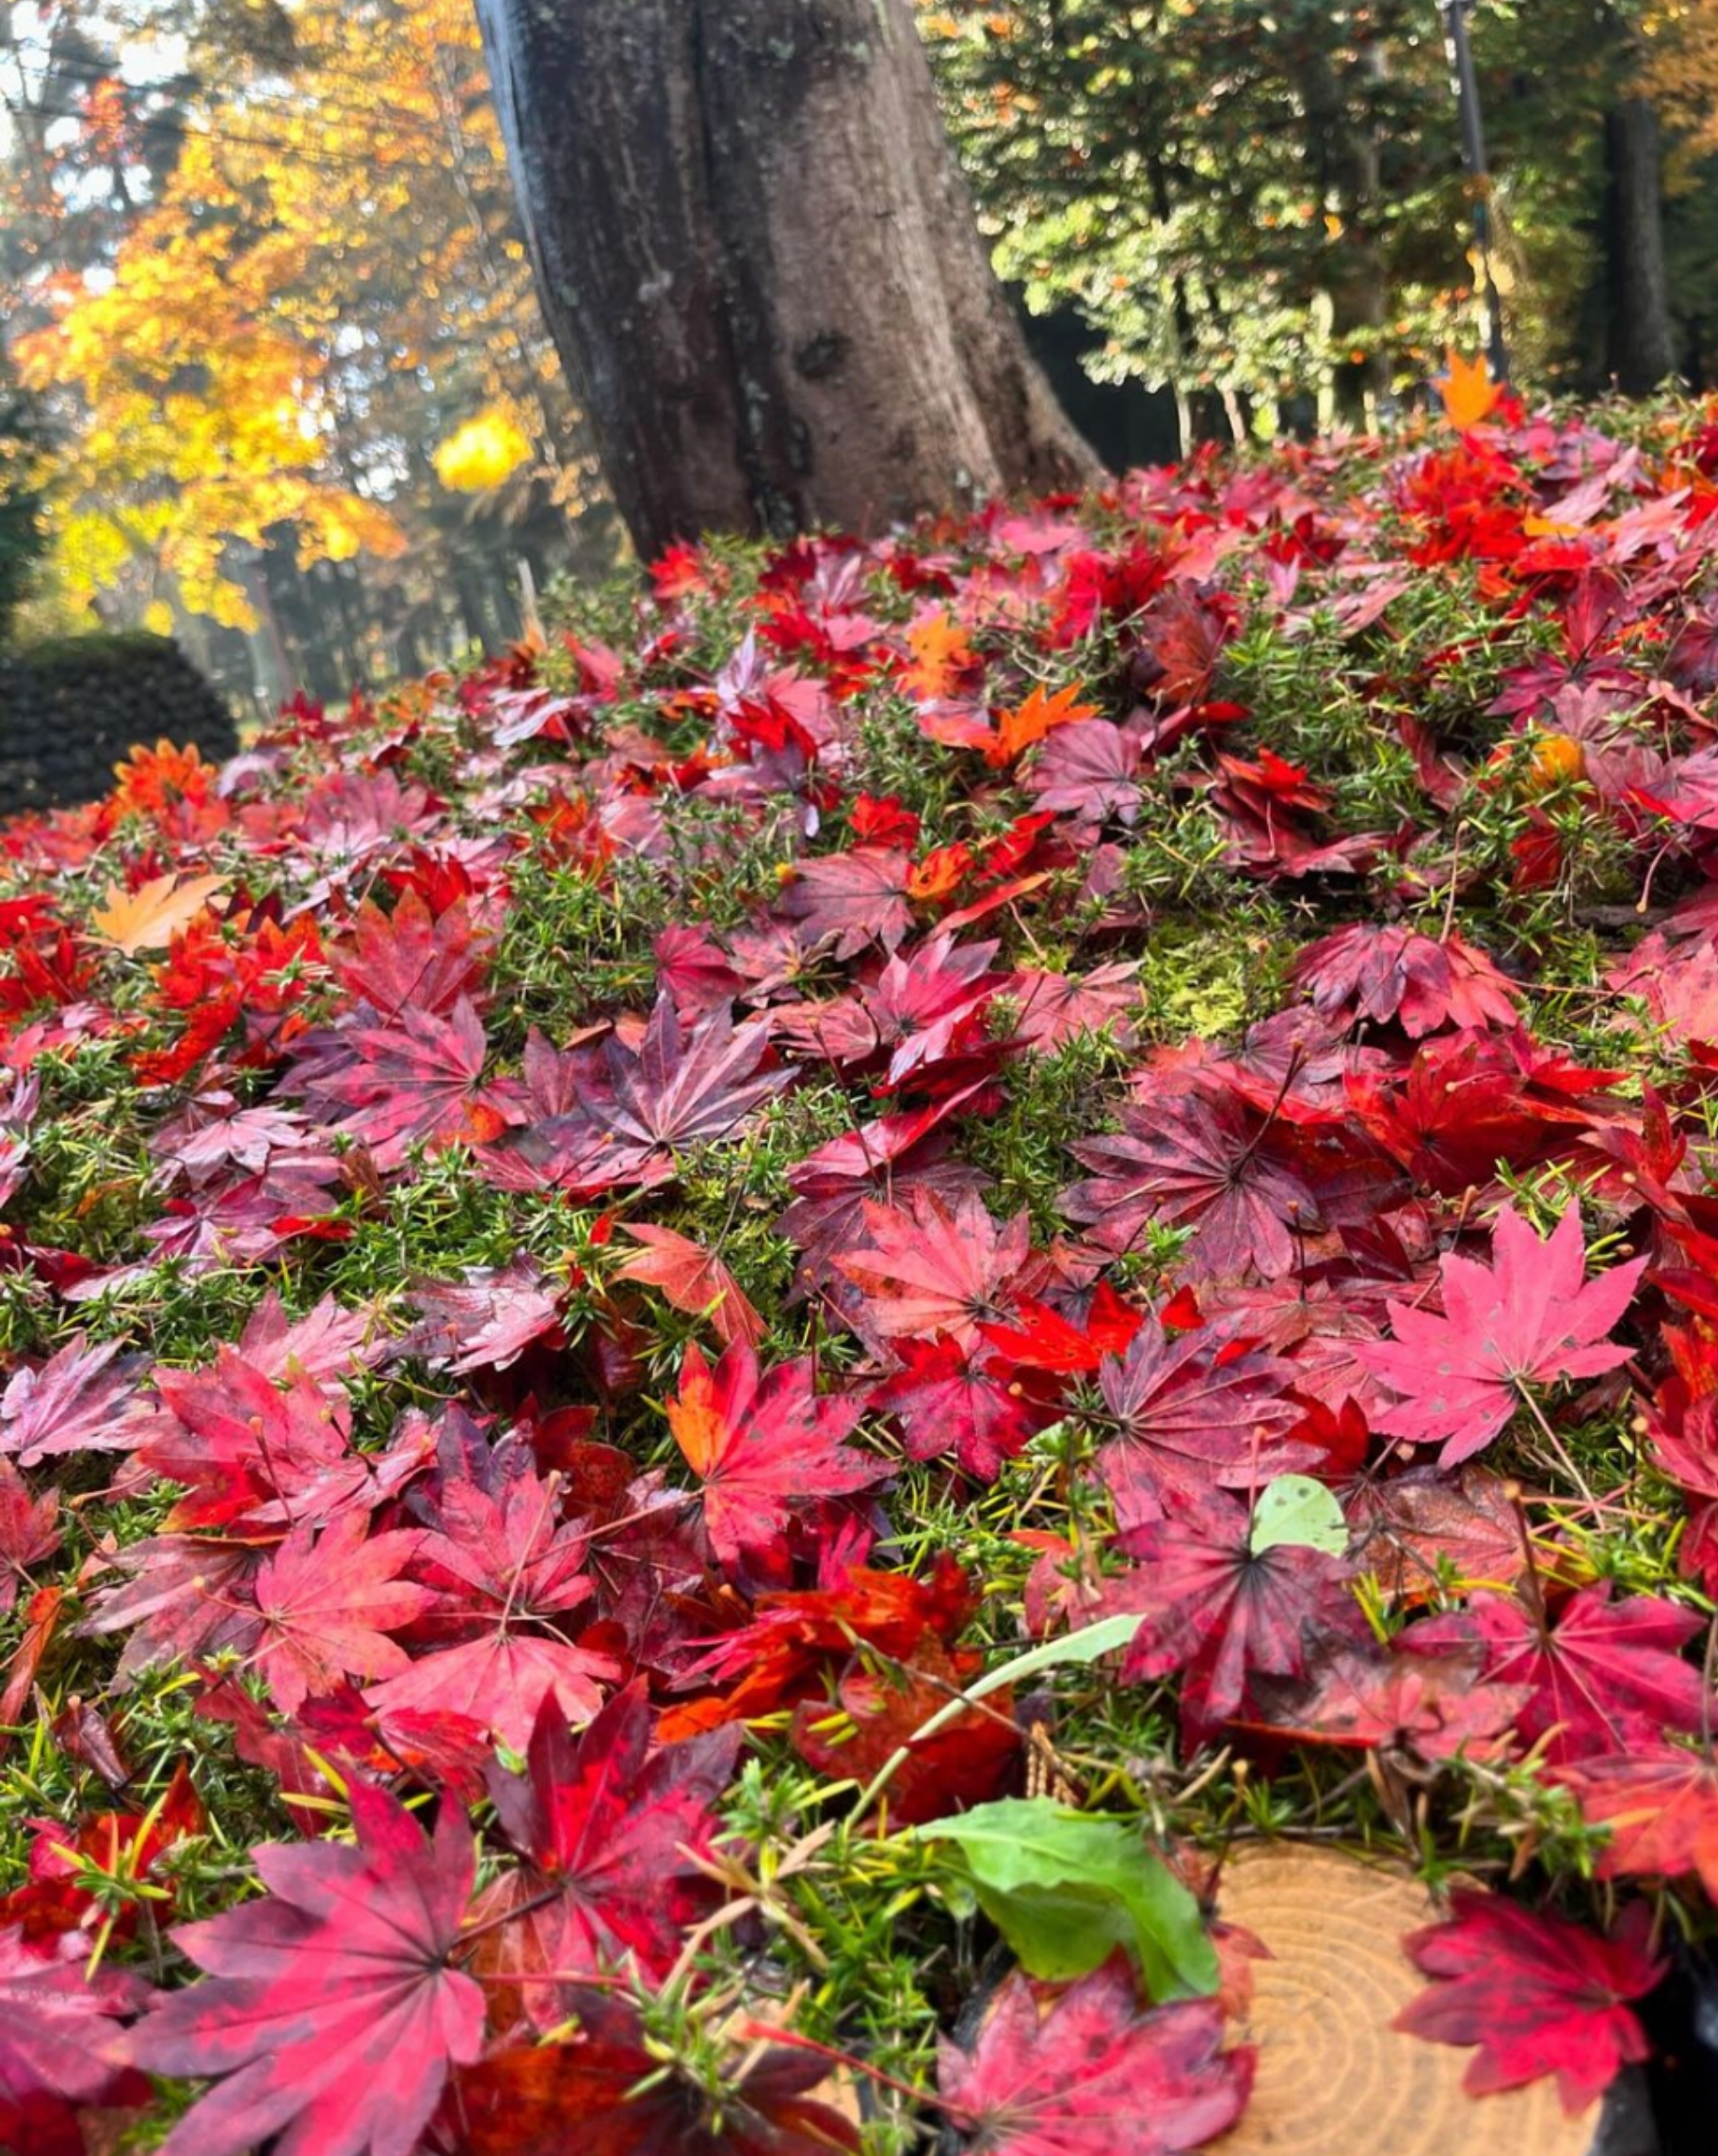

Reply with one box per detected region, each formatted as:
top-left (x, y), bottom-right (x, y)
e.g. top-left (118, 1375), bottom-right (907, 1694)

top-left (1361, 1203), bottom-right (1647, 1464)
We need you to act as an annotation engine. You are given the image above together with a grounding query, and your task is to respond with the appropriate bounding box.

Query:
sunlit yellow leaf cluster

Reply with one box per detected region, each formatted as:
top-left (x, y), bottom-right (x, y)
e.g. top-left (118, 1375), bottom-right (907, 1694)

top-left (433, 409), bottom-right (534, 493)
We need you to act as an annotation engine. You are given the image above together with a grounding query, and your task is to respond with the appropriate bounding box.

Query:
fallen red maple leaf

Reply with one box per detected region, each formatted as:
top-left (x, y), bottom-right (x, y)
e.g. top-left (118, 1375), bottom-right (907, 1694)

top-left (614, 1223), bottom-right (765, 1347)
top-left (477, 1684), bottom-right (738, 2005)
top-left (1405, 1581), bottom-right (1704, 1763)
top-left (791, 1637), bottom-right (1018, 1825)
top-left (125, 1778), bottom-right (484, 2156)
top-left (447, 1987), bottom-right (861, 2154)
top-left (1553, 1746), bottom-right (1718, 1890)
top-left (1361, 1202), bottom-right (1646, 1465)
top-left (0, 1926), bottom-right (152, 2156)
top-left (1394, 1890), bottom-right (1662, 2114)
top-left (937, 1955), bottom-right (1252, 2154)
top-left (250, 1514), bottom-right (432, 1714)
top-left (1111, 1484), bottom-right (1357, 1738)
top-left (666, 1340), bottom-right (884, 1579)
top-left (836, 1190), bottom-right (1037, 1354)
top-left (0, 1334), bottom-right (163, 1464)
top-left (871, 1335), bottom-right (1053, 1481)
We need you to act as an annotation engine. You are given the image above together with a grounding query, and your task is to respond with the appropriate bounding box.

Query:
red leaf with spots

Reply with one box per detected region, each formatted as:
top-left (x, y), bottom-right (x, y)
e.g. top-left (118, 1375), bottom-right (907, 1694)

top-left (1293, 925), bottom-right (1519, 1038)
top-left (0, 1335), bottom-right (163, 1465)
top-left (126, 1779), bottom-right (484, 2156)
top-left (937, 1956), bottom-right (1252, 2155)
top-left (1395, 1891), bottom-right (1662, 2114)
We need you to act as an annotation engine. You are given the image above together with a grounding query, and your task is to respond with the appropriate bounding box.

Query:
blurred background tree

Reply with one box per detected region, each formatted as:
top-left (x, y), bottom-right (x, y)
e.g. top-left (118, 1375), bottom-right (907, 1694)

top-left (0, 362), bottom-right (48, 650)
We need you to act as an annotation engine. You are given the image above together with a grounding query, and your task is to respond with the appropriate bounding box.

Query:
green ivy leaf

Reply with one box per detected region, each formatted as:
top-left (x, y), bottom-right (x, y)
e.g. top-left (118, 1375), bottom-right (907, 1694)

top-left (912, 1797), bottom-right (1217, 1998)
top-left (1249, 1472), bottom-right (1347, 1557)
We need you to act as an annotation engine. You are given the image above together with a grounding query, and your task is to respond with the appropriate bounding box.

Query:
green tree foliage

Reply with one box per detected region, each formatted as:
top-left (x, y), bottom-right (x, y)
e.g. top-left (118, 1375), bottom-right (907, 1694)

top-left (923, 2), bottom-right (1466, 439)
top-left (921, 0), bottom-right (1718, 436)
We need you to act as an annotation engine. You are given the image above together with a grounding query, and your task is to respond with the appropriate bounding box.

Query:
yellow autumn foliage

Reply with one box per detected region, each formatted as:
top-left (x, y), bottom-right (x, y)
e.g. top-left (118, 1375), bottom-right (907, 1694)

top-left (432, 410), bottom-right (535, 493)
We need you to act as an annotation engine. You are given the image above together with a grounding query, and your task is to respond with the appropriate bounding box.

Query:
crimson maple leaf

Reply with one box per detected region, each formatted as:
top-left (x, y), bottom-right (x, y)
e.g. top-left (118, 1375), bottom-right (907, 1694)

top-left (478, 1684), bottom-right (738, 2000)
top-left (1111, 1484), bottom-right (1357, 1738)
top-left (937, 1957), bottom-right (1252, 2155)
top-left (0, 1927), bottom-right (152, 2156)
top-left (332, 889), bottom-right (490, 1019)
top-left (777, 1093), bottom-right (989, 1290)
top-left (402, 1260), bottom-right (564, 1375)
top-left (977, 1280), bottom-right (1146, 1376)
top-left (666, 1340), bottom-right (884, 1577)
top-left (364, 1469), bottom-right (616, 1749)
top-left (1360, 1203), bottom-right (1646, 1464)
top-left (613, 1223), bottom-right (764, 1348)
top-left (835, 1190), bottom-right (1036, 1354)
top-left (1405, 1583), bottom-right (1704, 1763)
top-left (146, 1349), bottom-right (385, 1534)
top-left (791, 1637), bottom-right (1018, 1824)
top-left (126, 1779), bottom-right (484, 2156)
top-left (776, 845), bottom-right (914, 957)
top-left (297, 996), bottom-right (513, 1170)
top-left (871, 1336), bottom-right (1054, 1481)
top-left (0, 1456), bottom-right (60, 1615)
top-left (598, 994), bottom-right (790, 1155)
top-left (1063, 1091), bottom-right (1320, 1279)
top-left (1092, 1316), bottom-right (1305, 1520)
top-left (1394, 1891), bottom-right (1662, 2114)
top-left (1242, 1642), bottom-right (1532, 1761)
top-left (1027, 717), bottom-right (1147, 825)
top-left (1293, 925), bottom-right (1518, 1038)
top-left (250, 1514), bottom-right (432, 1714)
top-left (0, 1335), bottom-right (164, 1464)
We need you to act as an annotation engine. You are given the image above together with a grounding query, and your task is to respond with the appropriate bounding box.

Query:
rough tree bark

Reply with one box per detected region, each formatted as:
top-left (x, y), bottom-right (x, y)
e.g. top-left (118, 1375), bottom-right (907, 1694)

top-left (472, 0), bottom-right (1100, 559)
top-left (1603, 96), bottom-right (1676, 395)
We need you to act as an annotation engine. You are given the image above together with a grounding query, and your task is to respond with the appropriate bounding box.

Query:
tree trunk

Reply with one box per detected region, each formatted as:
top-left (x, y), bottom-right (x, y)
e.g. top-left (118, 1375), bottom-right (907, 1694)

top-left (472, 0), bottom-right (1100, 559)
top-left (1603, 96), bottom-right (1675, 394)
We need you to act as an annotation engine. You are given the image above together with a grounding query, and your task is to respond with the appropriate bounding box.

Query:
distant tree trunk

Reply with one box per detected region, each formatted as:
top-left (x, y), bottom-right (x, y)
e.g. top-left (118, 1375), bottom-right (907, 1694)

top-left (1603, 96), bottom-right (1675, 394)
top-left (472, 0), bottom-right (1099, 559)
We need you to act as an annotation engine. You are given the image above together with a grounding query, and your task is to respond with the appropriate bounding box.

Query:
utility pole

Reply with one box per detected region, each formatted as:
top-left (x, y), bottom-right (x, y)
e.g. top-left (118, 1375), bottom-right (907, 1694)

top-left (1438, 0), bottom-right (1509, 381)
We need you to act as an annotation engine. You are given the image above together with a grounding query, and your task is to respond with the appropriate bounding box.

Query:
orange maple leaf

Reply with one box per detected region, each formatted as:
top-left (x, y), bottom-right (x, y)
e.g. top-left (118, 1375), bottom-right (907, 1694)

top-left (986, 681), bottom-right (1100, 767)
top-left (614, 1224), bottom-right (764, 1348)
top-left (88, 873), bottom-right (228, 956)
top-left (1438, 348), bottom-right (1501, 432)
top-left (901, 609), bottom-right (977, 701)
